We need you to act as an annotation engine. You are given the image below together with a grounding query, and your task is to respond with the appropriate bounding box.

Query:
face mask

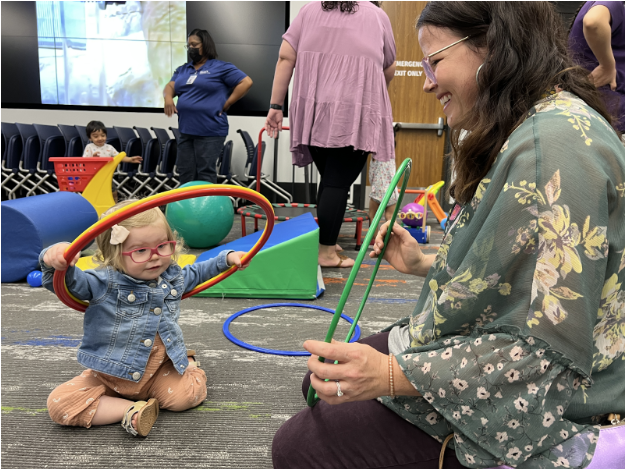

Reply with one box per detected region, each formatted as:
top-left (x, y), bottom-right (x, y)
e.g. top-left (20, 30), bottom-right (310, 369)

top-left (188, 47), bottom-right (202, 63)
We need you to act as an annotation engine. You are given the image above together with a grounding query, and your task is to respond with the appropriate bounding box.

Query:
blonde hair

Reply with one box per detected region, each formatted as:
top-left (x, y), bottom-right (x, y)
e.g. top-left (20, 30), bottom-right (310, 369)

top-left (92, 199), bottom-right (186, 272)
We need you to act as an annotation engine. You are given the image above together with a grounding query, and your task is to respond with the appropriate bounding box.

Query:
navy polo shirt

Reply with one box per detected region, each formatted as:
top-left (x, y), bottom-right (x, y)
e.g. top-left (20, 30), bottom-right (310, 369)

top-left (171, 60), bottom-right (247, 137)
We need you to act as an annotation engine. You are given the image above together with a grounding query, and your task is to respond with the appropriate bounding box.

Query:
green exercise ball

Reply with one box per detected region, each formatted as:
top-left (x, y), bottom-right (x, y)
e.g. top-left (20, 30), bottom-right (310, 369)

top-left (165, 181), bottom-right (234, 249)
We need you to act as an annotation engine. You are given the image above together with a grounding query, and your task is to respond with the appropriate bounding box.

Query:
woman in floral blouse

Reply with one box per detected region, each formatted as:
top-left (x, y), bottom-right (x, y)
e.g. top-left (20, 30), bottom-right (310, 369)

top-left (272, 2), bottom-right (624, 469)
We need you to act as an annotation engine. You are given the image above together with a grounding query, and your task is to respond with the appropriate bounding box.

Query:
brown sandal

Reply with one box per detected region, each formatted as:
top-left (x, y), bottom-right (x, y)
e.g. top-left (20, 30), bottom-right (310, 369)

top-left (334, 254), bottom-right (354, 268)
top-left (121, 398), bottom-right (159, 437)
top-left (187, 349), bottom-right (200, 367)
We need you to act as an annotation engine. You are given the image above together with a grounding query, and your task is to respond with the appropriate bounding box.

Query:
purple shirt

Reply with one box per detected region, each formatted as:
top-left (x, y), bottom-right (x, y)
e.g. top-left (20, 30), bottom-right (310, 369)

top-left (283, 1), bottom-right (396, 166)
top-left (569, 1), bottom-right (625, 132)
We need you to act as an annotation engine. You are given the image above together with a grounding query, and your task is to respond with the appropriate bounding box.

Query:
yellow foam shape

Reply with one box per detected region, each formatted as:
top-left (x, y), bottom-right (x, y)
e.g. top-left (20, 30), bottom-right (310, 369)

top-left (177, 254), bottom-right (197, 268)
top-left (82, 152), bottom-right (126, 217)
top-left (75, 253), bottom-right (197, 271)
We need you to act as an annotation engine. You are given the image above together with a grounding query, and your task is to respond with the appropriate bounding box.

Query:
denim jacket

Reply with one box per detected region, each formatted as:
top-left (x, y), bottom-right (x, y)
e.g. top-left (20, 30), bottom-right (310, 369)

top-left (40, 245), bottom-right (231, 382)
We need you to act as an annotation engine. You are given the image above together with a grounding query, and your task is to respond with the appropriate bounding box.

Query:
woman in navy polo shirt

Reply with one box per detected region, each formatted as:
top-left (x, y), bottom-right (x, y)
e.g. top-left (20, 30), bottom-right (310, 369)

top-left (164, 29), bottom-right (253, 184)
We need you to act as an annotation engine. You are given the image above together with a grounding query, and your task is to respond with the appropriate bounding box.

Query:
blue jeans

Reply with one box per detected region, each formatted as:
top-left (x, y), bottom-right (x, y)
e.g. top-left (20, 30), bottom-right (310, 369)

top-left (176, 134), bottom-right (226, 185)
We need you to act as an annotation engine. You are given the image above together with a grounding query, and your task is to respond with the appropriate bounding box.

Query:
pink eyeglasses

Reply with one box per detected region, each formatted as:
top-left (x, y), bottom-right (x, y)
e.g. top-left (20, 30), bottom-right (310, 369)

top-left (122, 241), bottom-right (176, 263)
top-left (421, 36), bottom-right (470, 86)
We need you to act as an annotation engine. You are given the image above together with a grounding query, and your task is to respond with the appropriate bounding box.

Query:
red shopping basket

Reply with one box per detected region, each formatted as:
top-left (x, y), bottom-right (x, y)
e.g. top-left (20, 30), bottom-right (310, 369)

top-left (50, 157), bottom-right (113, 192)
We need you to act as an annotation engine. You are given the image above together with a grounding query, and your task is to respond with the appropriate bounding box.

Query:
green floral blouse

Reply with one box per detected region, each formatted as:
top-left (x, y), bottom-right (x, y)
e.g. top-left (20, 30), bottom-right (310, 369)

top-left (379, 92), bottom-right (625, 469)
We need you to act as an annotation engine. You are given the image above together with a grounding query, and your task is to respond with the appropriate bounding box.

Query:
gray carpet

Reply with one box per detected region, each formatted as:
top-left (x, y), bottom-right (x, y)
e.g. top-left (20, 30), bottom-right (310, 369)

top-left (1, 213), bottom-right (442, 468)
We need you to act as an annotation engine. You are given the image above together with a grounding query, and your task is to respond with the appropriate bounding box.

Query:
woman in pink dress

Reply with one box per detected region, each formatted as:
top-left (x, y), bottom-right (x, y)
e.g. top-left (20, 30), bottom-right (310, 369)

top-left (265, 1), bottom-right (397, 268)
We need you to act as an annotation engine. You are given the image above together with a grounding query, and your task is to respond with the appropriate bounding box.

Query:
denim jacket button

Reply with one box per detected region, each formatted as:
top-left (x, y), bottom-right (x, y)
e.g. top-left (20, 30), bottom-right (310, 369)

top-left (144, 339), bottom-right (153, 347)
top-left (154, 307), bottom-right (162, 315)
top-left (171, 289), bottom-right (178, 296)
top-left (132, 372), bottom-right (141, 380)
top-left (162, 284), bottom-right (167, 289)
top-left (128, 294), bottom-right (136, 302)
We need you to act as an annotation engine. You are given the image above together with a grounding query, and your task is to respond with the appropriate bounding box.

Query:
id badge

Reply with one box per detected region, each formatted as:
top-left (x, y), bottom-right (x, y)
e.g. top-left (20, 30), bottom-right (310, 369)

top-left (186, 74), bottom-right (198, 85)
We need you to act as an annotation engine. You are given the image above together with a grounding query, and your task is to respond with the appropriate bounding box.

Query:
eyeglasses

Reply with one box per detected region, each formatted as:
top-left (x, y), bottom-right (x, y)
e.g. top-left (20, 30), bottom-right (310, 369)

top-left (421, 36), bottom-right (470, 86)
top-left (184, 44), bottom-right (201, 50)
top-left (122, 241), bottom-right (176, 263)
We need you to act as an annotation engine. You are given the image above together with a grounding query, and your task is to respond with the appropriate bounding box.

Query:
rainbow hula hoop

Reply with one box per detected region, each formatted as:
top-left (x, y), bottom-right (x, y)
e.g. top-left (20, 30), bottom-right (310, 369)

top-left (53, 185), bottom-right (275, 312)
top-left (306, 158), bottom-right (412, 407)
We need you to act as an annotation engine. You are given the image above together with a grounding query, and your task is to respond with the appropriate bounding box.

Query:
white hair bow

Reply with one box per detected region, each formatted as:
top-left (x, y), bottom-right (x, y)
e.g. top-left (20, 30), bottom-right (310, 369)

top-left (110, 224), bottom-right (130, 245)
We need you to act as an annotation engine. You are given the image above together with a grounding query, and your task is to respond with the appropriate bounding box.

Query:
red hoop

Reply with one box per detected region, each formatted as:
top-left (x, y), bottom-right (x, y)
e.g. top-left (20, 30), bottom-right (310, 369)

top-left (53, 185), bottom-right (274, 312)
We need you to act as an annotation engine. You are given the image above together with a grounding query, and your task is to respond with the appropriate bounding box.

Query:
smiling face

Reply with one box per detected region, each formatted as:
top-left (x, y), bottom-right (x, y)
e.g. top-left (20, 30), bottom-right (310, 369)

top-left (121, 221), bottom-right (172, 280)
top-left (418, 26), bottom-right (486, 129)
top-left (89, 129), bottom-right (107, 148)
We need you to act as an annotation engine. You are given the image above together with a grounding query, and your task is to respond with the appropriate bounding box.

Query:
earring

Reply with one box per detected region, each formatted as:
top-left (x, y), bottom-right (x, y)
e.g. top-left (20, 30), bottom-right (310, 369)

top-left (476, 64), bottom-right (484, 84)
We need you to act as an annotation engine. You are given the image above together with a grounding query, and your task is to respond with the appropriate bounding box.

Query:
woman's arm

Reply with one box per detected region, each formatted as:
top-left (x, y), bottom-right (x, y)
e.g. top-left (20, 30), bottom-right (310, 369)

top-left (383, 61), bottom-right (396, 88)
top-left (583, 5), bottom-right (617, 90)
top-left (222, 76), bottom-right (253, 114)
top-left (265, 40), bottom-right (297, 139)
top-left (163, 81), bottom-right (177, 117)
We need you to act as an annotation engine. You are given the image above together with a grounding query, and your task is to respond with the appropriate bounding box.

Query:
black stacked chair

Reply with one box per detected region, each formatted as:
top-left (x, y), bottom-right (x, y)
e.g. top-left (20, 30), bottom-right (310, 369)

top-left (129, 127), bottom-right (161, 197)
top-left (14, 123), bottom-right (44, 198)
top-left (1, 123), bottom-right (24, 199)
top-left (151, 127), bottom-right (179, 193)
top-left (237, 129), bottom-right (292, 203)
top-left (112, 126), bottom-right (143, 198)
top-left (58, 124), bottom-right (84, 157)
top-left (32, 124), bottom-right (66, 196)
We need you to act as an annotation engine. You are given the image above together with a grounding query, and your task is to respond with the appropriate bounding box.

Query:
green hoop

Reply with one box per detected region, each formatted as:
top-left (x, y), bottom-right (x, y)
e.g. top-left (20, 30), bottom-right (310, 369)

top-left (306, 158), bottom-right (412, 407)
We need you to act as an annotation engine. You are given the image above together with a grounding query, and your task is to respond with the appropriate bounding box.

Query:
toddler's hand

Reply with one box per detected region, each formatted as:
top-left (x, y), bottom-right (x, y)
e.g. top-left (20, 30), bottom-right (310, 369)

top-left (43, 243), bottom-right (80, 270)
top-left (227, 251), bottom-right (250, 270)
top-left (123, 156), bottom-right (143, 164)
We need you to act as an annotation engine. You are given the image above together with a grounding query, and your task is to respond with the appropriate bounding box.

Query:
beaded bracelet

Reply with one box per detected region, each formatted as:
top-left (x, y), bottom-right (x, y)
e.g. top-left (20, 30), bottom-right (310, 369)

top-left (388, 353), bottom-right (395, 398)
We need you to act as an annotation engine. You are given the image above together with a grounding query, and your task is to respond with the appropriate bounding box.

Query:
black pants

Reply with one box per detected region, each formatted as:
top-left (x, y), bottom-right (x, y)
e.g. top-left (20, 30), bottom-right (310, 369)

top-left (271, 332), bottom-right (463, 468)
top-left (177, 133), bottom-right (225, 185)
top-left (309, 146), bottom-right (369, 246)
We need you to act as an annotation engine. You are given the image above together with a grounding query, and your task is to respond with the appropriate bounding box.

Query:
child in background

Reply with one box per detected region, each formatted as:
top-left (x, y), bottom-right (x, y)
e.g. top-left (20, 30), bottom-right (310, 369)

top-left (369, 158), bottom-right (398, 225)
top-left (40, 199), bottom-right (250, 437)
top-left (83, 120), bottom-right (143, 202)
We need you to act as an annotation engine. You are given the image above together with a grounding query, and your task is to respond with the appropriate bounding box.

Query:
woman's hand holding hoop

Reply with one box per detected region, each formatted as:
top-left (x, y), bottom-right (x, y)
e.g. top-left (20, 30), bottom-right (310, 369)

top-left (304, 340), bottom-right (388, 404)
top-left (369, 221), bottom-right (427, 276)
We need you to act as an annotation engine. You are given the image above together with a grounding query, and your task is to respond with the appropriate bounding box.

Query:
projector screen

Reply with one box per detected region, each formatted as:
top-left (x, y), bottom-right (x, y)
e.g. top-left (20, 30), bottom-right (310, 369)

top-left (2, 1), bottom-right (288, 116)
top-left (36, 1), bottom-right (187, 107)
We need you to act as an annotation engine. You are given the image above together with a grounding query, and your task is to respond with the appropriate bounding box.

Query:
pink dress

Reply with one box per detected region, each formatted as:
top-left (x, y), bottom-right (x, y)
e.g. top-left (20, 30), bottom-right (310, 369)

top-left (283, 1), bottom-right (396, 167)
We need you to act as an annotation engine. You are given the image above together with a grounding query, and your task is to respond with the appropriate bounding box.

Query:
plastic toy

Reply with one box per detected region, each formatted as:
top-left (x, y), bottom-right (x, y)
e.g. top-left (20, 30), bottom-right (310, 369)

top-left (223, 303), bottom-right (361, 356)
top-left (406, 180), bottom-right (448, 227)
top-left (165, 181), bottom-right (234, 248)
top-left (307, 158), bottom-right (412, 407)
top-left (27, 270), bottom-right (43, 287)
top-left (50, 153), bottom-right (127, 217)
top-left (51, 185), bottom-right (274, 312)
top-left (398, 202), bottom-right (425, 228)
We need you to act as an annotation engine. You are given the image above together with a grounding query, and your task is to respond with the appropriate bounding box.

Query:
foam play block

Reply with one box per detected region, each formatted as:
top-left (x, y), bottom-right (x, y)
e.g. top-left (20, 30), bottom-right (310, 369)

top-left (75, 253), bottom-right (198, 271)
top-left (1, 192), bottom-right (98, 283)
top-left (194, 212), bottom-right (324, 299)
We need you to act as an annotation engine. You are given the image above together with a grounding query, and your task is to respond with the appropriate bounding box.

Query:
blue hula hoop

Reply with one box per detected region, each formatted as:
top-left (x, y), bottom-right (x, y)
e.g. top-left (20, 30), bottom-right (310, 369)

top-left (222, 303), bottom-right (362, 356)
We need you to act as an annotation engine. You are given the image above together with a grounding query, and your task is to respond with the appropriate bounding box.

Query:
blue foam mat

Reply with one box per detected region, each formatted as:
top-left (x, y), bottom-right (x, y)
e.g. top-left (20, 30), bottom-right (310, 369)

top-left (1, 193), bottom-right (98, 283)
top-left (196, 212), bottom-right (318, 263)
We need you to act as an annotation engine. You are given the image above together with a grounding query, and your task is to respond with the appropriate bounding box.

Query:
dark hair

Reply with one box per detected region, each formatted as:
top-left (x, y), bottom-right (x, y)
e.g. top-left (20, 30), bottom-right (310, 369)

top-left (321, 2), bottom-right (381, 13)
top-left (86, 120), bottom-right (106, 138)
top-left (417, 1), bottom-right (614, 205)
top-left (188, 28), bottom-right (218, 61)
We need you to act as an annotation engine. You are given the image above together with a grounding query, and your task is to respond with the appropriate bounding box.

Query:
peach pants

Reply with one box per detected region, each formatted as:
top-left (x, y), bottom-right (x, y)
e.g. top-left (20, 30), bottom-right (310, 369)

top-left (47, 335), bottom-right (207, 428)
